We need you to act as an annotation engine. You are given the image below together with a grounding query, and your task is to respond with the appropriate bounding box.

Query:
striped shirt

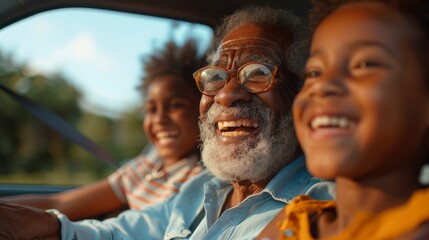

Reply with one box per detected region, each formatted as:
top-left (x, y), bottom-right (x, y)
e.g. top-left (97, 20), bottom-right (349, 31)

top-left (108, 151), bottom-right (204, 210)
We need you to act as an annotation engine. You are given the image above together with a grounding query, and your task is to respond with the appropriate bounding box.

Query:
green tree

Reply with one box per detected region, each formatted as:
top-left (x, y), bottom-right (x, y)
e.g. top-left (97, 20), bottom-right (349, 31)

top-left (0, 50), bottom-right (147, 185)
top-left (0, 51), bottom-right (81, 176)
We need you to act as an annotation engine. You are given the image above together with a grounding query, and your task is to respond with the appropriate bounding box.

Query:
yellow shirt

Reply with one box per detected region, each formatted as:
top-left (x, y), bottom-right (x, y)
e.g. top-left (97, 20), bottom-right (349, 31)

top-left (275, 189), bottom-right (429, 240)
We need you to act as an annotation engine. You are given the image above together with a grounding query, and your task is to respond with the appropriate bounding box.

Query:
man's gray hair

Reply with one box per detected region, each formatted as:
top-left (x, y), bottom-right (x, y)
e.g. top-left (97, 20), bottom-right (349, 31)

top-left (212, 5), bottom-right (309, 78)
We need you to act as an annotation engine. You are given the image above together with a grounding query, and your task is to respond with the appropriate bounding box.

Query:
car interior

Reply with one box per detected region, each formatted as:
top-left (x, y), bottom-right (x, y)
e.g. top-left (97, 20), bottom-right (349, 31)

top-left (0, 0), bottom-right (311, 29)
top-left (2, 0), bottom-right (428, 217)
top-left (0, 0), bottom-right (312, 198)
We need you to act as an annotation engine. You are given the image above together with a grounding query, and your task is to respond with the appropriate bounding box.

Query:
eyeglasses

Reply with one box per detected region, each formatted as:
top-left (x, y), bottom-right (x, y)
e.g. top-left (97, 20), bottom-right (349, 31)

top-left (193, 62), bottom-right (279, 96)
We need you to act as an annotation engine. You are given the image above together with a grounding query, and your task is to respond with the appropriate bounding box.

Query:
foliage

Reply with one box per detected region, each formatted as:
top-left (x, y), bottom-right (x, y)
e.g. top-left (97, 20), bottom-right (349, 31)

top-left (0, 51), bottom-right (148, 185)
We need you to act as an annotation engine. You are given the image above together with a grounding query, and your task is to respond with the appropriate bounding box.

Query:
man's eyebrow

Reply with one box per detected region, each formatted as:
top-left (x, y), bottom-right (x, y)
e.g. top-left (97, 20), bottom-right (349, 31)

top-left (211, 59), bottom-right (227, 66)
top-left (246, 54), bottom-right (273, 63)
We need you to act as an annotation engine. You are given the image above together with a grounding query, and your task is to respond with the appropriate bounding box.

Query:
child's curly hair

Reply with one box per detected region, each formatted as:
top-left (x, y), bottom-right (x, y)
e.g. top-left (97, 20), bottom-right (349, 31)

top-left (309, 0), bottom-right (429, 85)
top-left (140, 38), bottom-right (206, 97)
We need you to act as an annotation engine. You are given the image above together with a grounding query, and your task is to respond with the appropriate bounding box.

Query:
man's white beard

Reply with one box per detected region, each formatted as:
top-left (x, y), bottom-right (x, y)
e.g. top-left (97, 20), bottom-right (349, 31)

top-left (199, 100), bottom-right (298, 183)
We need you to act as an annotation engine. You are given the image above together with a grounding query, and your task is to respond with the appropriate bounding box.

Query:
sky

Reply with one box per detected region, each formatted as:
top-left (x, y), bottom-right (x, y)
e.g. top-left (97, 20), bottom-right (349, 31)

top-left (0, 8), bottom-right (213, 117)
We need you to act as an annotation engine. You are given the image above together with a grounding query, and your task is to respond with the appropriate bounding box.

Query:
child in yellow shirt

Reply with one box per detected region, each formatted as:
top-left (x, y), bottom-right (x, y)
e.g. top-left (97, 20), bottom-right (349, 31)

top-left (258, 0), bottom-right (429, 239)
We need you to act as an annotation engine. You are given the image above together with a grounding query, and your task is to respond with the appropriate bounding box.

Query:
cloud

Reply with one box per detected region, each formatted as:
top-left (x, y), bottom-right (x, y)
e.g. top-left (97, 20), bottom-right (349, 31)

top-left (29, 32), bottom-right (114, 74)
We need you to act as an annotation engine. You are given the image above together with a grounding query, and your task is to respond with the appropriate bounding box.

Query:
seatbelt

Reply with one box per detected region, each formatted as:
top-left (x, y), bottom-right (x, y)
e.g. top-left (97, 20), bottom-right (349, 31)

top-left (0, 83), bottom-right (119, 168)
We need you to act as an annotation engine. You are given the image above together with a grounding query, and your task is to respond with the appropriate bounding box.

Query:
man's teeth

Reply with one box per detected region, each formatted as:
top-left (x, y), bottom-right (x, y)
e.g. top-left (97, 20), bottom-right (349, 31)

top-left (311, 116), bottom-right (354, 129)
top-left (217, 119), bottom-right (259, 137)
top-left (218, 119), bottom-right (259, 130)
top-left (221, 131), bottom-right (251, 137)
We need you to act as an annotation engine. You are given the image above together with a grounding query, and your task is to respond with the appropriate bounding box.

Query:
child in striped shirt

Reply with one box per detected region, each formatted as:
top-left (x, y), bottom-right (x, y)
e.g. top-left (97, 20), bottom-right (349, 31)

top-left (2, 38), bottom-right (206, 220)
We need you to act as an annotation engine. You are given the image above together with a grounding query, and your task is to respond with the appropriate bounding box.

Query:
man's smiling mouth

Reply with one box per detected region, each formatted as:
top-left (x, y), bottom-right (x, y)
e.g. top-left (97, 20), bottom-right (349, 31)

top-left (217, 119), bottom-right (260, 137)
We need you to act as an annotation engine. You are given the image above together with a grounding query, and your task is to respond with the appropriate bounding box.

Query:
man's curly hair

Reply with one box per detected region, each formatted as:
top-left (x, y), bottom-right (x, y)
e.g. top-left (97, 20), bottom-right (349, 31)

top-left (309, 0), bottom-right (429, 85)
top-left (140, 38), bottom-right (206, 97)
top-left (213, 6), bottom-right (309, 79)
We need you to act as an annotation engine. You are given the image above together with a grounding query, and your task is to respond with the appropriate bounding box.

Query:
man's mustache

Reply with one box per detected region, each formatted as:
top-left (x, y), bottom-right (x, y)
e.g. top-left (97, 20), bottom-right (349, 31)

top-left (202, 101), bottom-right (270, 127)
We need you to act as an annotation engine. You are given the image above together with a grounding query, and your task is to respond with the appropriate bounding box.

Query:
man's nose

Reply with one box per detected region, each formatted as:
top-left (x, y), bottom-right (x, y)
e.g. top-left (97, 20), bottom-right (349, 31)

top-left (214, 77), bottom-right (251, 107)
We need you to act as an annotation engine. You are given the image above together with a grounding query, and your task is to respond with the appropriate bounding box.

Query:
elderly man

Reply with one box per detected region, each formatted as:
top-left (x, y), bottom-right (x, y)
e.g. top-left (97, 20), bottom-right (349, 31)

top-left (0, 6), bottom-right (333, 240)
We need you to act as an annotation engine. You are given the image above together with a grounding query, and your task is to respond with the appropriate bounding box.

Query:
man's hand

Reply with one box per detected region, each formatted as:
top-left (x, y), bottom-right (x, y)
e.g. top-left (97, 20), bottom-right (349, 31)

top-left (0, 201), bottom-right (61, 240)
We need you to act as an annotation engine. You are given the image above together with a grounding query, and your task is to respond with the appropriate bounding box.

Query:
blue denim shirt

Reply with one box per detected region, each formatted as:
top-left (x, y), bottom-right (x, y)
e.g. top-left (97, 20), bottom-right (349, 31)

top-left (53, 155), bottom-right (334, 240)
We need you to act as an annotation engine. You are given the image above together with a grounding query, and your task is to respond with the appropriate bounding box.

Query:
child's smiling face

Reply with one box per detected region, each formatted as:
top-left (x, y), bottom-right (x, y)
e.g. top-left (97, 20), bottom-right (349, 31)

top-left (293, 2), bottom-right (429, 179)
top-left (143, 75), bottom-right (201, 161)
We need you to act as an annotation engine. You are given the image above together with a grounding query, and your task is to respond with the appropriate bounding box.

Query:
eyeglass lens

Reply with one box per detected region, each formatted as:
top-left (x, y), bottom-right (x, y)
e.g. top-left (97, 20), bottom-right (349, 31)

top-left (197, 63), bottom-right (272, 95)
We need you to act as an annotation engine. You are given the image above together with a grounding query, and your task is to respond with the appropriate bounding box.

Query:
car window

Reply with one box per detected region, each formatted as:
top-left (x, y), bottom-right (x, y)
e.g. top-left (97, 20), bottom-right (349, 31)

top-left (0, 8), bottom-right (213, 186)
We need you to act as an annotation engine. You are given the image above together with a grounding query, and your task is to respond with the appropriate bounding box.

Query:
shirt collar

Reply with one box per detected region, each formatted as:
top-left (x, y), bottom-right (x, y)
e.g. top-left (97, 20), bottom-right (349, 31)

top-left (264, 155), bottom-right (312, 203)
top-left (206, 155), bottom-right (311, 203)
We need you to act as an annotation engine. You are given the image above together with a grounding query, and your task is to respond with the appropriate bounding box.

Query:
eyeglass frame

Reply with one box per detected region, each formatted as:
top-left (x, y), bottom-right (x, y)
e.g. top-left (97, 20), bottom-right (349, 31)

top-left (192, 62), bottom-right (280, 97)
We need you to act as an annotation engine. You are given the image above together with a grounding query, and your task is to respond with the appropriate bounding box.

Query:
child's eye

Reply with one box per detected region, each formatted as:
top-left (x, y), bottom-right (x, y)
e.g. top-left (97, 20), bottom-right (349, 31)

top-left (143, 105), bottom-right (156, 114)
top-left (305, 70), bottom-right (321, 80)
top-left (170, 103), bottom-right (184, 109)
top-left (351, 59), bottom-right (390, 77)
top-left (356, 60), bottom-right (381, 69)
top-left (168, 100), bottom-right (188, 109)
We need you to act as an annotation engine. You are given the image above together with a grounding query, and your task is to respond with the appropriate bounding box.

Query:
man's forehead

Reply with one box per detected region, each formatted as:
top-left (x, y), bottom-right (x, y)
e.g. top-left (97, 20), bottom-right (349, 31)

top-left (211, 37), bottom-right (282, 66)
top-left (210, 24), bottom-right (288, 65)
top-left (222, 23), bottom-right (288, 46)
